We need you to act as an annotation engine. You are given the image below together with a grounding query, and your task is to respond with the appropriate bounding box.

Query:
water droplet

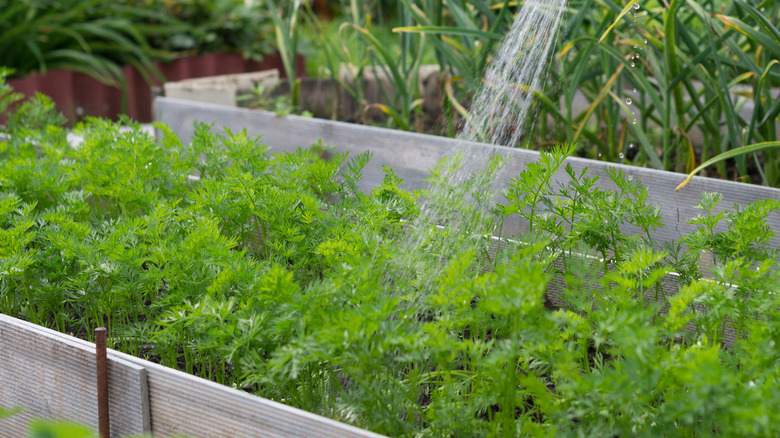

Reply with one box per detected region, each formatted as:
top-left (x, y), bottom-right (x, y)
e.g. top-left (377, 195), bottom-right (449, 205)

top-left (626, 97), bottom-right (633, 105)
top-left (631, 62), bottom-right (636, 67)
top-left (633, 3), bottom-right (640, 9)
top-left (644, 39), bottom-right (648, 44)
top-left (629, 143), bottom-right (635, 149)
top-left (634, 44), bottom-right (639, 49)
top-left (619, 153), bottom-right (625, 159)
top-left (633, 119), bottom-right (637, 125)
top-left (633, 12), bottom-right (637, 17)
top-left (635, 53), bottom-right (640, 59)
top-left (770, 340), bottom-right (776, 347)
top-left (598, 153), bottom-right (602, 158)
top-left (633, 88), bottom-right (637, 93)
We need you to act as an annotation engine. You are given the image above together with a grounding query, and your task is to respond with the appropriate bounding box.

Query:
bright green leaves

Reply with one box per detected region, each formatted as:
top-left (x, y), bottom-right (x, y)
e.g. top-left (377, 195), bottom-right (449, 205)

top-left (192, 123), bottom-right (270, 180)
top-left (480, 248), bottom-right (550, 328)
top-left (502, 144), bottom-right (663, 271)
top-left (664, 281), bottom-right (698, 335)
top-left (0, 68), bottom-right (23, 115)
top-left (493, 149), bottom-right (780, 435)
top-left (684, 192), bottom-right (780, 264)
top-left (3, 81), bottom-right (780, 436)
top-left (71, 117), bottom-right (192, 216)
top-left (0, 194), bottom-right (37, 258)
top-left (372, 166), bottom-right (419, 223)
top-left (0, 95), bottom-right (70, 211)
top-left (597, 0), bottom-right (638, 44)
top-left (5, 92), bottom-right (66, 133)
top-left (316, 233), bottom-right (364, 268)
top-left (504, 143), bottom-right (574, 235)
top-left (0, 194), bottom-right (39, 297)
top-left (28, 418), bottom-right (98, 438)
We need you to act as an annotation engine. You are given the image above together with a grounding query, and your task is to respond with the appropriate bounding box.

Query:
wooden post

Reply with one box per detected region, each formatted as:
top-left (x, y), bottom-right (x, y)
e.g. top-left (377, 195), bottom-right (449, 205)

top-left (95, 327), bottom-right (110, 438)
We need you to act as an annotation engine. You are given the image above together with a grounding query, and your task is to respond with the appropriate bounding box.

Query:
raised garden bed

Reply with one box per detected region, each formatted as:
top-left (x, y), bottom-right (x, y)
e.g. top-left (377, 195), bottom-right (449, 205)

top-left (162, 70), bottom-right (780, 153)
top-left (7, 53), bottom-right (305, 123)
top-left (161, 65), bottom-right (443, 124)
top-left (154, 97), bottom-right (780, 250)
top-left (2, 92), bottom-right (780, 436)
top-left (0, 314), bottom-right (379, 438)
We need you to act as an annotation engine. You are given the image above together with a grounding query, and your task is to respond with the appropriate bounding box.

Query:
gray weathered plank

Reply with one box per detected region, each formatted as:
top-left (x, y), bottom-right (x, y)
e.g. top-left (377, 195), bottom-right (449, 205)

top-left (0, 314), bottom-right (149, 437)
top-left (104, 349), bottom-right (385, 438)
top-left (0, 313), bottom-right (382, 438)
top-left (153, 97), bottom-right (780, 250)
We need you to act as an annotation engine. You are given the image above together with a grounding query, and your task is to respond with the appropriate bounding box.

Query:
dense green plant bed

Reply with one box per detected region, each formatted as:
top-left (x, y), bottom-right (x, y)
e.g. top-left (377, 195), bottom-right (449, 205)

top-left (2, 82), bottom-right (780, 436)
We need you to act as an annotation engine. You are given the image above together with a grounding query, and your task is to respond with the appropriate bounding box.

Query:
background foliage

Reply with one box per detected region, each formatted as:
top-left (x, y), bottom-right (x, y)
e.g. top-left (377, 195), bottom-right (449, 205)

top-left (3, 0), bottom-right (777, 185)
top-left (298, 0), bottom-right (780, 187)
top-left (0, 0), bottom-right (277, 87)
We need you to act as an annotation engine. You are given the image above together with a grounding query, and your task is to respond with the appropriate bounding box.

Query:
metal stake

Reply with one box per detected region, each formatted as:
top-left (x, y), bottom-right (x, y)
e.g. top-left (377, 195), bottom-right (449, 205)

top-left (95, 327), bottom-right (110, 438)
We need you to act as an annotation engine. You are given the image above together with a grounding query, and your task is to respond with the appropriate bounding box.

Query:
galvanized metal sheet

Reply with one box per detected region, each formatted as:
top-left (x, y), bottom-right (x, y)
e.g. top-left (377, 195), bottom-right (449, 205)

top-left (153, 97), bottom-right (780, 250)
top-left (0, 314), bottom-right (149, 437)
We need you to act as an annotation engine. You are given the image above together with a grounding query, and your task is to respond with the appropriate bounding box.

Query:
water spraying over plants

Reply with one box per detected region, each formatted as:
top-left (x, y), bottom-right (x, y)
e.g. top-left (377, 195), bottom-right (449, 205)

top-left (460, 0), bottom-right (569, 149)
top-left (395, 0), bottom-right (570, 293)
top-left (5, 2), bottom-right (780, 433)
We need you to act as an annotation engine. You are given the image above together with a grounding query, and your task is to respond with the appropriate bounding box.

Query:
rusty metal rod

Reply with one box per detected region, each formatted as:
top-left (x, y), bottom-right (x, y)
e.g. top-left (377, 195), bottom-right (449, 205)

top-left (95, 327), bottom-right (110, 438)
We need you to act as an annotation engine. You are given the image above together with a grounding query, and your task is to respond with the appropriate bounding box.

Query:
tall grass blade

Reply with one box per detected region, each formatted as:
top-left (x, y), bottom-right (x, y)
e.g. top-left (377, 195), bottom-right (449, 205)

top-left (344, 23), bottom-right (407, 103)
top-left (573, 64), bottom-right (624, 143)
top-left (605, 90), bottom-right (664, 169)
top-left (393, 26), bottom-right (502, 40)
top-left (367, 102), bottom-right (419, 131)
top-left (675, 141), bottom-right (780, 192)
top-left (598, 0), bottom-right (638, 44)
top-left (714, 14), bottom-right (780, 58)
top-left (444, 78), bottom-right (469, 120)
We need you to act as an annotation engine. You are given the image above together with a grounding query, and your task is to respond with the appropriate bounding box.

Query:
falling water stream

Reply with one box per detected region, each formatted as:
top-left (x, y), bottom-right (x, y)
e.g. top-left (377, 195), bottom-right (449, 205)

top-left (460, 0), bottom-right (569, 149)
top-left (390, 0), bottom-right (570, 302)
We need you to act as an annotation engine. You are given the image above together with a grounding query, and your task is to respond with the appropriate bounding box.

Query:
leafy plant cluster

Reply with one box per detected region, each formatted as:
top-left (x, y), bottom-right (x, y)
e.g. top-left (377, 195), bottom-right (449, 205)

top-left (295, 0), bottom-right (780, 187)
top-left (557, 0), bottom-right (780, 186)
top-left (138, 0), bottom-right (277, 60)
top-left (0, 0), bottom-right (278, 87)
top-left (2, 81), bottom-right (780, 436)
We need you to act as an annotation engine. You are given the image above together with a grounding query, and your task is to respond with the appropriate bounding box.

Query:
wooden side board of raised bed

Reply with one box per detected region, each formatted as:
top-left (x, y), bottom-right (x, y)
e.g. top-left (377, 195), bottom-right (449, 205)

top-left (0, 314), bottom-right (150, 437)
top-left (153, 97), bottom-right (780, 250)
top-left (111, 349), bottom-right (384, 438)
top-left (0, 314), bottom-right (384, 438)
